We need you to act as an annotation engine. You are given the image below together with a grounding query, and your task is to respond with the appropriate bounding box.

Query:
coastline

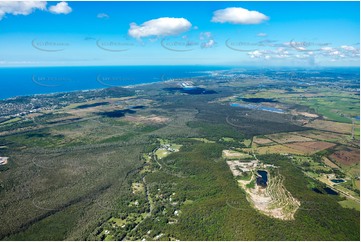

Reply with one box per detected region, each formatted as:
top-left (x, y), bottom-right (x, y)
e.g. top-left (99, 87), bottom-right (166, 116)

top-left (1, 79), bottom-right (193, 102)
top-left (0, 68), bottom-right (217, 101)
top-left (1, 77), bottom-right (187, 101)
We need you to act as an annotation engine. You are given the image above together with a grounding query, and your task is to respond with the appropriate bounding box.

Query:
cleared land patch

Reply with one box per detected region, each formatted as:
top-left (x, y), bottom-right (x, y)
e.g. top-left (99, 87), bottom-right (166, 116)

top-left (155, 142), bottom-right (182, 160)
top-left (285, 141), bottom-right (336, 155)
top-left (247, 172), bottom-right (300, 220)
top-left (123, 115), bottom-right (169, 124)
top-left (237, 169), bottom-right (300, 220)
top-left (322, 156), bottom-right (340, 169)
top-left (243, 139), bottom-right (252, 147)
top-left (253, 136), bottom-right (275, 145)
top-left (253, 141), bottom-right (336, 155)
top-left (131, 183), bottom-right (145, 194)
top-left (226, 160), bottom-right (257, 176)
top-left (253, 145), bottom-right (303, 155)
top-left (338, 199), bottom-right (360, 211)
top-left (266, 132), bottom-right (314, 144)
top-left (189, 138), bottom-right (215, 143)
top-left (305, 120), bottom-right (353, 134)
top-left (330, 148), bottom-right (360, 166)
top-left (296, 111), bottom-right (319, 118)
top-left (222, 150), bottom-right (253, 160)
top-left (224, 150), bottom-right (300, 220)
top-left (295, 130), bottom-right (350, 143)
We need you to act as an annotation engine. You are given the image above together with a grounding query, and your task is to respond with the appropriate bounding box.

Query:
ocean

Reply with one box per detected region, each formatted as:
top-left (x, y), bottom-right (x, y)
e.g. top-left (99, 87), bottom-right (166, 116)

top-left (0, 66), bottom-right (227, 100)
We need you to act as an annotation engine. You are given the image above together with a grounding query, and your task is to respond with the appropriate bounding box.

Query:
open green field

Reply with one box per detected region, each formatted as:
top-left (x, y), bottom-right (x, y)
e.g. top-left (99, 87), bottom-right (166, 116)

top-left (0, 117), bottom-right (22, 126)
top-left (240, 86), bottom-right (359, 124)
top-left (339, 199), bottom-right (360, 211)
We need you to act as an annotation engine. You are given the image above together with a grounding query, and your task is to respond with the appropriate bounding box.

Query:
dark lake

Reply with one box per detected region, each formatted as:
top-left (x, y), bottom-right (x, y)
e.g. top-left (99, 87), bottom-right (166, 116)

top-left (131, 105), bottom-right (146, 109)
top-left (241, 98), bottom-right (278, 103)
top-left (312, 187), bottom-right (339, 195)
top-left (312, 188), bottom-right (323, 194)
top-left (331, 179), bottom-right (345, 184)
top-left (323, 187), bottom-right (339, 195)
top-left (256, 170), bottom-right (268, 187)
top-left (97, 109), bottom-right (136, 118)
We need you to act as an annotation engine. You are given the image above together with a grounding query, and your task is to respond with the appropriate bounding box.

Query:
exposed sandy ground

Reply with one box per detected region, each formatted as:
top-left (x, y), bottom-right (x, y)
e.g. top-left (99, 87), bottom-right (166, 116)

top-left (226, 160), bottom-right (257, 176)
top-left (247, 187), bottom-right (285, 219)
top-left (222, 150), bottom-right (252, 159)
top-left (123, 115), bottom-right (169, 124)
top-left (293, 111), bottom-right (319, 118)
top-left (238, 172), bottom-right (300, 220)
top-left (227, 161), bottom-right (242, 176)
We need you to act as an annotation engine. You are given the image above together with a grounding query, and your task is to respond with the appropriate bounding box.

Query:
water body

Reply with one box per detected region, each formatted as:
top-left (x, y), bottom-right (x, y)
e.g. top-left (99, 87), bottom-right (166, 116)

top-left (312, 187), bottom-right (339, 195)
top-left (230, 103), bottom-right (257, 109)
top-left (323, 187), bottom-right (339, 195)
top-left (258, 106), bottom-right (285, 113)
top-left (256, 170), bottom-right (268, 187)
top-left (331, 179), bottom-right (345, 184)
top-left (241, 98), bottom-right (278, 103)
top-left (0, 66), bottom-right (227, 100)
top-left (131, 105), bottom-right (146, 109)
top-left (230, 103), bottom-right (285, 114)
top-left (312, 188), bottom-right (323, 194)
top-left (97, 109), bottom-right (136, 118)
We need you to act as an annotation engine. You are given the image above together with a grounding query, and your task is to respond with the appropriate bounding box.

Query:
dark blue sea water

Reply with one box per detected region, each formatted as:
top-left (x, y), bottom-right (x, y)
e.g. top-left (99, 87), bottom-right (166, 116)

top-left (0, 66), bottom-right (227, 100)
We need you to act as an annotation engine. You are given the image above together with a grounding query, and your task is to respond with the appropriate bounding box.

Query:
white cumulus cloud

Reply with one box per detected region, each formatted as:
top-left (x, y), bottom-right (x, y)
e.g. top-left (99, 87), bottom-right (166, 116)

top-left (128, 17), bottom-right (192, 39)
top-left (320, 46), bottom-right (334, 52)
top-left (248, 50), bottom-right (269, 58)
top-left (257, 32), bottom-right (267, 37)
top-left (0, 1), bottom-right (47, 20)
top-left (201, 39), bottom-right (216, 49)
top-left (341, 45), bottom-right (356, 51)
top-left (49, 1), bottom-right (72, 15)
top-left (211, 7), bottom-right (269, 24)
top-left (199, 32), bottom-right (212, 40)
top-left (97, 13), bottom-right (109, 19)
top-left (199, 32), bottom-right (215, 48)
top-left (340, 45), bottom-right (359, 57)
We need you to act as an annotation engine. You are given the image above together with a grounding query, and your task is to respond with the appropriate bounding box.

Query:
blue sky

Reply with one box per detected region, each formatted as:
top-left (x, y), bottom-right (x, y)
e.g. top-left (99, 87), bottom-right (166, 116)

top-left (0, 1), bottom-right (359, 67)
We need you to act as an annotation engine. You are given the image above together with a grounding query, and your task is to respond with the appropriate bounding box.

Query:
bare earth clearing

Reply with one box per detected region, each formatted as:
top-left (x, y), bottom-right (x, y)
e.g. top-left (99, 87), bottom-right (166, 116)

top-left (225, 150), bottom-right (300, 220)
top-left (238, 171), bottom-right (300, 220)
